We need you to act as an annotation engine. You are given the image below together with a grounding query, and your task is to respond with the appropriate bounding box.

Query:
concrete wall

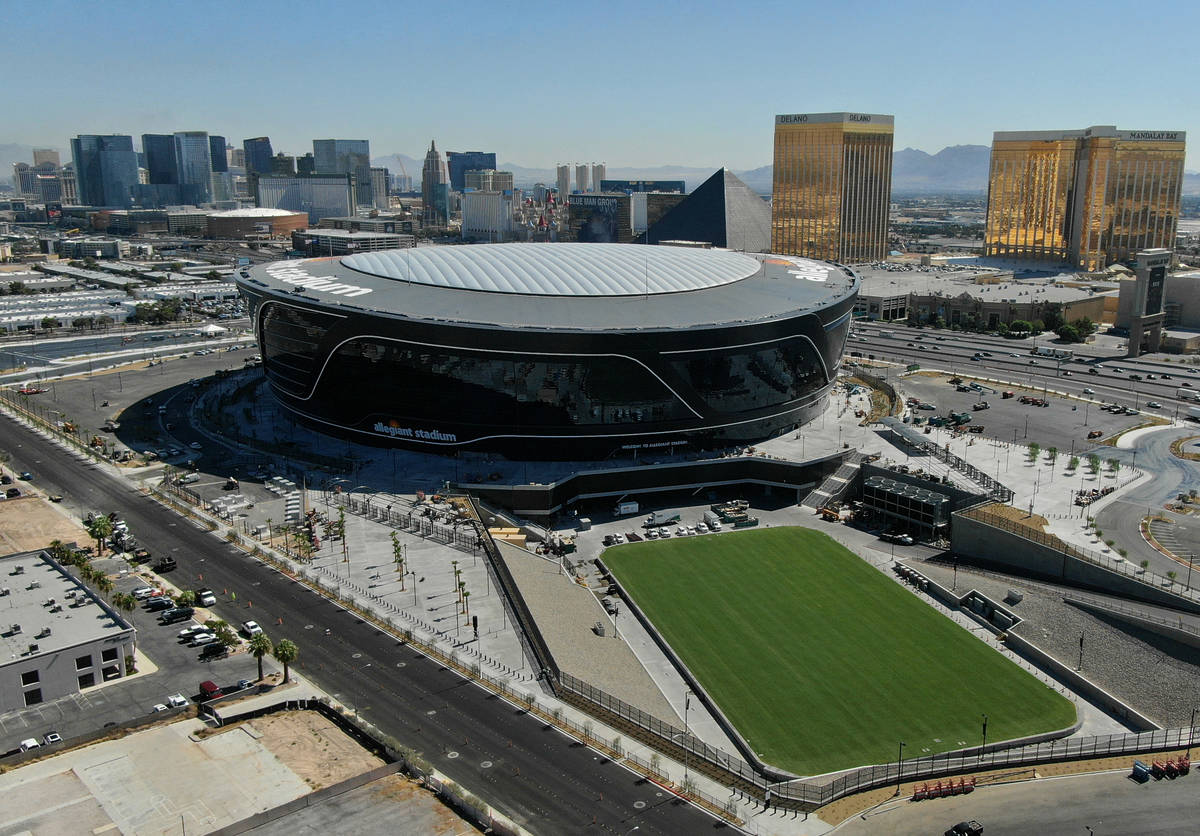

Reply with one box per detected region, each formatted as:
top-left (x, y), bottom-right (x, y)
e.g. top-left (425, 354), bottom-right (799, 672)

top-left (952, 513), bottom-right (1200, 616)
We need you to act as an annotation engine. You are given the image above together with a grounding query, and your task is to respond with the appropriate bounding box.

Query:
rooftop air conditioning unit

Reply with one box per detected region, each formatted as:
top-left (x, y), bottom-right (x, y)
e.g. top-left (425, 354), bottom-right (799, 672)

top-left (11, 623), bottom-right (21, 634)
top-left (36, 627), bottom-right (51, 638)
top-left (28, 643), bottom-right (39, 653)
top-left (13, 566), bottom-right (24, 574)
top-left (28, 580), bottom-right (40, 589)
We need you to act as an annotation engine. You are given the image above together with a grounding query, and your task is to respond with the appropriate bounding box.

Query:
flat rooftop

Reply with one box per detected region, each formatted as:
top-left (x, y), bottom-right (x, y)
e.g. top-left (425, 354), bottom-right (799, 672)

top-left (0, 550), bottom-right (133, 664)
top-left (856, 264), bottom-right (1117, 304)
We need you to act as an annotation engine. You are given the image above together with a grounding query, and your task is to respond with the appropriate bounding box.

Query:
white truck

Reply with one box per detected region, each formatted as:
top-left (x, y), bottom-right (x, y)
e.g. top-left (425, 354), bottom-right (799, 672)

top-left (1189, 406), bottom-right (1200, 421)
top-left (614, 501), bottom-right (639, 516)
top-left (1178, 388), bottom-right (1200, 402)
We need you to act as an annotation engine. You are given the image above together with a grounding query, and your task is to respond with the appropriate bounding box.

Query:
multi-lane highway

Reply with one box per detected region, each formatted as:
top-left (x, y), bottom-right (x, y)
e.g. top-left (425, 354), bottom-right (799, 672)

top-left (0, 417), bottom-right (719, 835)
top-left (848, 321), bottom-right (1200, 418)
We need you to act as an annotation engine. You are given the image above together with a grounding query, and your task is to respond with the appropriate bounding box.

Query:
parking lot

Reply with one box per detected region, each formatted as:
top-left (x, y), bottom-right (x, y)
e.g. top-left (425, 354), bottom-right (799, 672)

top-left (899, 373), bottom-right (1147, 454)
top-left (0, 551), bottom-right (268, 754)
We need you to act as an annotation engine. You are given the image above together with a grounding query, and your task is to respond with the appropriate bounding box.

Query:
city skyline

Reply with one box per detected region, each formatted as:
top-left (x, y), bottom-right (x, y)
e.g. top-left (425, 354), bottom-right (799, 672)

top-left (4, 0), bottom-right (1198, 170)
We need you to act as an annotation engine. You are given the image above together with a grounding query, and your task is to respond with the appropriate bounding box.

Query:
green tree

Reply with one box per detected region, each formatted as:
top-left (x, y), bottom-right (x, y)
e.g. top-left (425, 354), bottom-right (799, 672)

top-left (1107, 458), bottom-right (1120, 476)
top-left (1031, 319), bottom-right (1045, 333)
top-left (1056, 324), bottom-right (1081, 343)
top-left (995, 322), bottom-right (1009, 336)
top-left (41, 316), bottom-right (61, 331)
top-left (1041, 305), bottom-right (1064, 331)
top-left (1028, 442), bottom-right (1040, 462)
top-left (273, 639), bottom-right (298, 683)
top-left (84, 514), bottom-right (113, 557)
top-left (1068, 455), bottom-right (1079, 471)
top-left (94, 573), bottom-right (114, 594)
top-left (1046, 446), bottom-right (1058, 464)
top-left (1087, 454), bottom-right (1101, 474)
top-left (248, 633), bottom-right (274, 681)
top-left (207, 619), bottom-right (239, 649)
top-left (176, 590), bottom-right (197, 607)
top-left (111, 591), bottom-right (136, 614)
top-left (1010, 319), bottom-right (1032, 333)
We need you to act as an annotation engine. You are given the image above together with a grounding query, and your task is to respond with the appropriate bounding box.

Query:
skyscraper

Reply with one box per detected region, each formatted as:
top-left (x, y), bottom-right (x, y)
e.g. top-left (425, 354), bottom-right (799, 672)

top-left (70, 134), bottom-right (138, 207)
top-left (209, 136), bottom-right (228, 172)
top-left (556, 165), bottom-right (570, 200)
top-left (313, 139), bottom-right (372, 206)
top-left (33, 149), bottom-right (60, 168)
top-left (575, 164), bottom-right (589, 194)
top-left (141, 134), bottom-right (179, 184)
top-left (771, 112), bottom-right (894, 263)
top-left (243, 137), bottom-right (274, 176)
top-left (446, 151), bottom-right (497, 192)
top-left (422, 140), bottom-right (450, 226)
top-left (173, 131), bottom-right (213, 203)
top-left (370, 167), bottom-right (390, 209)
top-left (984, 125), bottom-right (1185, 270)
top-left (591, 163), bottom-right (606, 193)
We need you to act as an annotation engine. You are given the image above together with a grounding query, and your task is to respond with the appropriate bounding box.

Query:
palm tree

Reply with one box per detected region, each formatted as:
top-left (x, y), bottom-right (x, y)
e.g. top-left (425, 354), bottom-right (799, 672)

top-left (94, 574), bottom-right (114, 595)
top-left (110, 592), bottom-right (136, 614)
top-left (176, 590), bottom-right (197, 607)
top-left (248, 633), bottom-right (273, 681)
top-left (273, 639), bottom-right (298, 683)
top-left (84, 514), bottom-right (113, 557)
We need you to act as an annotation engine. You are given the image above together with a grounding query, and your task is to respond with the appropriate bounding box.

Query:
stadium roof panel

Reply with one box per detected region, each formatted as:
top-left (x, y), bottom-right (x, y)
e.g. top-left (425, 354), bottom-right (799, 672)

top-left (342, 242), bottom-right (761, 297)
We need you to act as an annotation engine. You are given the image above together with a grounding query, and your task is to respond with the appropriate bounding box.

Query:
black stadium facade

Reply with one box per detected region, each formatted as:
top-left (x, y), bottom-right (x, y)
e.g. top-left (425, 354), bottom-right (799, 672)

top-left (236, 243), bottom-right (858, 458)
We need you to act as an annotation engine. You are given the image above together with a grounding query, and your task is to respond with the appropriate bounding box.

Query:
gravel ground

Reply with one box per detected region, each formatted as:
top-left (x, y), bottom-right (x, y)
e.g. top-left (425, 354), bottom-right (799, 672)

top-left (913, 558), bottom-right (1200, 729)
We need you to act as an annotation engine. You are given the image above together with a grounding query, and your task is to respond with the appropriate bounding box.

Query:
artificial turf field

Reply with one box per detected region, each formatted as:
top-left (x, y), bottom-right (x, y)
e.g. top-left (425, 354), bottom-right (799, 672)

top-left (603, 526), bottom-right (1076, 775)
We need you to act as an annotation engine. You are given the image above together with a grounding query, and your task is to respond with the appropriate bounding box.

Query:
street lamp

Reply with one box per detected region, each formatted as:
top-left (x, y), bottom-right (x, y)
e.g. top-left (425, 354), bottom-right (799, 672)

top-left (893, 741), bottom-right (906, 796)
top-left (981, 713), bottom-right (988, 759)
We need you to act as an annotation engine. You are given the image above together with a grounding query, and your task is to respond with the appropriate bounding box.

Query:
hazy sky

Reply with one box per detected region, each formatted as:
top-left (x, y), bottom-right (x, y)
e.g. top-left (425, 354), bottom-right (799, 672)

top-left (6, 0), bottom-right (1198, 169)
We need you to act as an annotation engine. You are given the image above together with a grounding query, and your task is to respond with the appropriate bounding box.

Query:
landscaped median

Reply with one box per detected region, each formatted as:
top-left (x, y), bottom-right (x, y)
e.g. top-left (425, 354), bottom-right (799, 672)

top-left (604, 527), bottom-right (1076, 775)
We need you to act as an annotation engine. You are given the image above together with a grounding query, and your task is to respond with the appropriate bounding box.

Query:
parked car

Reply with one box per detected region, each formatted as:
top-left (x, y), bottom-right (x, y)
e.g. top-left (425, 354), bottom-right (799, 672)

top-left (1147, 401), bottom-right (1163, 409)
top-left (178, 625), bottom-right (206, 640)
top-left (19, 738), bottom-right (40, 752)
top-left (42, 732), bottom-right (62, 746)
top-left (5, 487), bottom-right (20, 498)
top-left (154, 557), bottom-right (177, 572)
top-left (198, 680), bottom-right (224, 700)
top-left (200, 643), bottom-right (228, 661)
top-left (189, 632), bottom-right (217, 647)
top-left (145, 597), bottom-right (175, 612)
top-left (159, 607), bottom-right (195, 624)
top-left (197, 589), bottom-right (216, 606)
top-left (167, 694), bottom-right (188, 708)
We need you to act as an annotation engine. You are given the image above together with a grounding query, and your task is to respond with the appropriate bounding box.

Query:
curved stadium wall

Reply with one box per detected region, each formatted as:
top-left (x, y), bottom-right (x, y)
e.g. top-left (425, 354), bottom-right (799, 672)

top-left (236, 243), bottom-right (858, 459)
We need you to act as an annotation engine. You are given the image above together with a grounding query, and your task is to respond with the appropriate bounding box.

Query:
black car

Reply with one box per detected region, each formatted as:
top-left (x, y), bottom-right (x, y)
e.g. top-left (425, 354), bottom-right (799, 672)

top-left (200, 642), bottom-right (228, 660)
top-left (5, 488), bottom-right (19, 498)
top-left (945, 822), bottom-right (983, 836)
top-left (159, 607), bottom-right (195, 624)
top-left (145, 597), bottom-right (175, 612)
top-left (154, 557), bottom-right (177, 573)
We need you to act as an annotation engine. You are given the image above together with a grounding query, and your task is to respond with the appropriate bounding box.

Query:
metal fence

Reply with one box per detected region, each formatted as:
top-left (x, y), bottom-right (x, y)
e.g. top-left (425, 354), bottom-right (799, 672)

top-left (958, 507), bottom-right (1200, 606)
top-left (922, 439), bottom-right (1014, 502)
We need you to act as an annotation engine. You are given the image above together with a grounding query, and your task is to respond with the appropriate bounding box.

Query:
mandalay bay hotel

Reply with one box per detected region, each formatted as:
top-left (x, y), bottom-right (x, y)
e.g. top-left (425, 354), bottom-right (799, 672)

top-left (984, 125), bottom-right (1185, 271)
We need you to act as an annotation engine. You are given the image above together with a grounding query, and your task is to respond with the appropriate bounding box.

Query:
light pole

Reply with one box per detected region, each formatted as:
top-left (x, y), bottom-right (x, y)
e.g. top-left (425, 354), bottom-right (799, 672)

top-left (980, 713), bottom-right (988, 760)
top-left (893, 740), bottom-right (906, 796)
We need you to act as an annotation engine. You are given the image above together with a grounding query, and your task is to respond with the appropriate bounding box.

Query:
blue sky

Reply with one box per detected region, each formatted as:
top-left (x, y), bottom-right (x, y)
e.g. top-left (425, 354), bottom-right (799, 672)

top-left (6, 0), bottom-right (1199, 169)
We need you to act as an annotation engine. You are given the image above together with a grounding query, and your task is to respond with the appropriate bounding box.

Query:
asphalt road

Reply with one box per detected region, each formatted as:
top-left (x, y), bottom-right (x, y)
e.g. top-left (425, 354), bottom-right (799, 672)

top-left (849, 321), bottom-right (1200, 418)
top-left (0, 416), bottom-right (724, 835)
top-left (835, 768), bottom-right (1200, 835)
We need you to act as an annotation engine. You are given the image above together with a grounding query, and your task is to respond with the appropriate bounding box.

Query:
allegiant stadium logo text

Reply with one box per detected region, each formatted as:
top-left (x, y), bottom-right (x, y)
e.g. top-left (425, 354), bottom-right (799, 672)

top-left (265, 263), bottom-right (373, 297)
top-left (373, 422), bottom-right (458, 442)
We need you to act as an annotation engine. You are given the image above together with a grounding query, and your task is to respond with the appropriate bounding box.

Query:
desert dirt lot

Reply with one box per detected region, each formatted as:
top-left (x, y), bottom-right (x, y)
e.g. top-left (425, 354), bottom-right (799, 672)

top-left (0, 709), bottom-right (383, 835)
top-left (0, 495), bottom-right (89, 553)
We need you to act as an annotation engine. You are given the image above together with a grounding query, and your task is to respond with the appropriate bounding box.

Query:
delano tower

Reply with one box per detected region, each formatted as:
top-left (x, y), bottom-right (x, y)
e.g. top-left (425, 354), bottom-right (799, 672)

top-left (771, 112), bottom-right (894, 263)
top-left (984, 125), bottom-right (1185, 271)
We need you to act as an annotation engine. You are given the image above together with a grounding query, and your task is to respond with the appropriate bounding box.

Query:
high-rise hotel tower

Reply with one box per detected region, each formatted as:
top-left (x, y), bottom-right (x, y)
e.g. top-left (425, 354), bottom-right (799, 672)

top-left (771, 112), bottom-right (894, 263)
top-left (984, 125), bottom-right (1185, 271)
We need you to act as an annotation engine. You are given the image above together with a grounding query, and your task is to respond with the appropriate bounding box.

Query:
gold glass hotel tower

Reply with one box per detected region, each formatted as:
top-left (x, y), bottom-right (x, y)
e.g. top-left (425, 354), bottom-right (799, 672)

top-left (771, 112), bottom-right (894, 263)
top-left (984, 126), bottom-right (1185, 271)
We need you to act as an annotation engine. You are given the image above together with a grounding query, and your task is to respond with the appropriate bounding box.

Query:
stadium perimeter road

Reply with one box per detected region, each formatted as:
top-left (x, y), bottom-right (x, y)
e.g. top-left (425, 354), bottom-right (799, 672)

top-left (0, 418), bottom-right (724, 836)
top-left (834, 768), bottom-right (1200, 835)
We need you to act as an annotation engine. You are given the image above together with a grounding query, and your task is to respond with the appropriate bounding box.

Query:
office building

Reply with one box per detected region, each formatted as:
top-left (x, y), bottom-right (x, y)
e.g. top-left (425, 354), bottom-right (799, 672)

top-left (771, 112), bottom-right (894, 263)
top-left (446, 151), bottom-right (497, 192)
top-left (575, 164), bottom-right (590, 194)
top-left (422, 140), bottom-right (450, 226)
top-left (462, 191), bottom-right (514, 241)
top-left (59, 164), bottom-right (77, 203)
top-left (645, 168), bottom-right (770, 251)
top-left (141, 134), bottom-right (178, 184)
top-left (237, 244), bottom-right (858, 458)
top-left (243, 137), bottom-right (274, 176)
top-left (254, 174), bottom-right (355, 224)
top-left (591, 164), bottom-right (606, 193)
top-left (70, 134), bottom-right (138, 208)
top-left (297, 153), bottom-right (316, 175)
top-left (33, 149), bottom-right (60, 168)
top-left (464, 169), bottom-right (514, 192)
top-left (556, 165), bottom-right (570, 200)
top-left (209, 136), bottom-right (228, 172)
top-left (984, 125), bottom-right (1186, 271)
top-left (270, 153), bottom-right (296, 176)
top-left (0, 548), bottom-right (136, 710)
top-left (369, 167), bottom-right (390, 209)
top-left (228, 147), bottom-right (244, 168)
top-left (173, 131), bottom-right (213, 203)
top-left (601, 179), bottom-right (685, 194)
top-left (12, 164), bottom-right (38, 198)
top-left (313, 139), bottom-right (372, 206)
